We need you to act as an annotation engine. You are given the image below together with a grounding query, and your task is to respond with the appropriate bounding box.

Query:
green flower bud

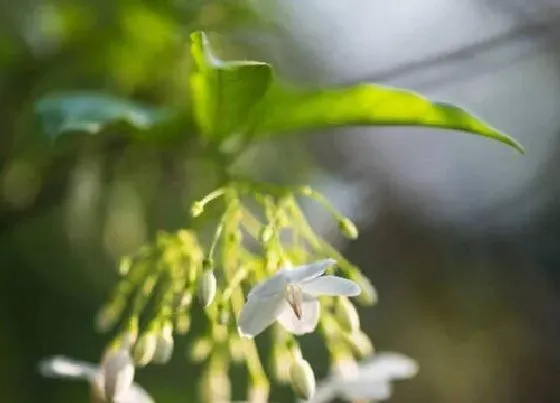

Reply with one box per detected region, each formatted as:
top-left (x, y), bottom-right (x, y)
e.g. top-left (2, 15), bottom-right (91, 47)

top-left (347, 331), bottom-right (374, 358)
top-left (228, 336), bottom-right (245, 362)
top-left (95, 303), bottom-right (123, 332)
top-left (133, 331), bottom-right (157, 367)
top-left (260, 225), bottom-right (274, 244)
top-left (199, 269), bottom-right (217, 308)
top-left (289, 358), bottom-right (316, 400)
top-left (152, 322), bottom-right (174, 364)
top-left (335, 297), bottom-right (361, 333)
top-left (273, 348), bottom-right (291, 383)
top-left (118, 256), bottom-right (133, 276)
top-left (338, 217), bottom-right (359, 240)
top-left (190, 201), bottom-right (204, 218)
top-left (352, 273), bottom-right (378, 306)
top-left (248, 383), bottom-right (269, 403)
top-left (175, 313), bottom-right (191, 334)
top-left (190, 338), bottom-right (213, 362)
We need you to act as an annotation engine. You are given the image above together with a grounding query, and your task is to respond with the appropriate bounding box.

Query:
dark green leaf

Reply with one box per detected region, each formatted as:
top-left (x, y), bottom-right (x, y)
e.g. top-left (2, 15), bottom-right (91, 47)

top-left (189, 31), bottom-right (274, 140)
top-left (35, 92), bottom-right (168, 140)
top-left (253, 84), bottom-right (524, 153)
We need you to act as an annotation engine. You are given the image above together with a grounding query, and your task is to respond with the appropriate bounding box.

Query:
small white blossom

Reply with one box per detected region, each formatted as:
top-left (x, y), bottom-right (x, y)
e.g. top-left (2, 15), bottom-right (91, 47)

top-left (306, 352), bottom-right (418, 403)
top-left (238, 259), bottom-right (361, 337)
top-left (39, 348), bottom-right (154, 403)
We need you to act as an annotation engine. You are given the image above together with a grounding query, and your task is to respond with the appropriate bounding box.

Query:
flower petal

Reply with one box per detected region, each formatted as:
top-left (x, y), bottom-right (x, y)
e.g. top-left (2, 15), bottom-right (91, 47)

top-left (282, 259), bottom-right (336, 283)
top-left (337, 379), bottom-right (392, 401)
top-left (301, 276), bottom-right (361, 297)
top-left (277, 297), bottom-right (320, 335)
top-left (238, 293), bottom-right (285, 337)
top-left (100, 349), bottom-right (135, 402)
top-left (247, 272), bottom-right (287, 300)
top-left (358, 352), bottom-right (419, 380)
top-left (116, 384), bottom-right (155, 403)
top-left (38, 356), bottom-right (98, 380)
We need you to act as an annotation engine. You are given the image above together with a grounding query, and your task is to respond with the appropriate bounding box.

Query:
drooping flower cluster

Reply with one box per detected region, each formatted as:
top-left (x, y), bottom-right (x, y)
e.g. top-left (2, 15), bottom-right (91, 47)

top-left (39, 182), bottom-right (417, 402)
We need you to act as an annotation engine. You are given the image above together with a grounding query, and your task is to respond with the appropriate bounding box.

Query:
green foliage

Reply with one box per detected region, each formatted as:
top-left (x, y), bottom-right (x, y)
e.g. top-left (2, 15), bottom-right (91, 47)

top-left (253, 84), bottom-right (524, 153)
top-left (36, 92), bottom-right (168, 140)
top-left (190, 32), bottom-right (274, 140)
top-left (35, 30), bottom-right (523, 154)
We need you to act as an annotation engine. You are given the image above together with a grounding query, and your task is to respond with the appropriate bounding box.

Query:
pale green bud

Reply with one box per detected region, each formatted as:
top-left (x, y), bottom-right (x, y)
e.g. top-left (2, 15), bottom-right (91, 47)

top-left (273, 348), bottom-right (292, 383)
top-left (190, 338), bottom-right (213, 362)
top-left (133, 331), bottom-right (157, 367)
top-left (289, 358), bottom-right (316, 400)
top-left (248, 383), bottom-right (269, 403)
top-left (260, 225), bottom-right (274, 244)
top-left (152, 322), bottom-right (174, 364)
top-left (347, 331), bottom-right (374, 358)
top-left (190, 201), bottom-right (204, 218)
top-left (228, 336), bottom-right (245, 362)
top-left (95, 303), bottom-right (123, 332)
top-left (199, 269), bottom-right (217, 308)
top-left (335, 297), bottom-right (361, 333)
top-left (118, 256), bottom-right (133, 276)
top-left (352, 273), bottom-right (378, 306)
top-left (175, 313), bottom-right (191, 334)
top-left (338, 217), bottom-right (359, 240)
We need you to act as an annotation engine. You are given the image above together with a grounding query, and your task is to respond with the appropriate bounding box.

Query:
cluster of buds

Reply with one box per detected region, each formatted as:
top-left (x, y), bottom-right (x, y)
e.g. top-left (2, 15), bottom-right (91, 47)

top-left (41, 181), bottom-right (416, 402)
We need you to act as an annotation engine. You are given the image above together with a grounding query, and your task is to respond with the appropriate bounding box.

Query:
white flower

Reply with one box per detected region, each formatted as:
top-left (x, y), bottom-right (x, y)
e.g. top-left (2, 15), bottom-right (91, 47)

top-left (306, 352), bottom-right (419, 403)
top-left (39, 348), bottom-right (154, 403)
top-left (238, 259), bottom-right (361, 337)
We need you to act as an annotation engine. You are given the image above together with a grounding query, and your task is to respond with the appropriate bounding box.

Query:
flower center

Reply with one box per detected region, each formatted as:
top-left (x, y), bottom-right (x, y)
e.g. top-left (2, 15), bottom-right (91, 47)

top-left (285, 283), bottom-right (303, 320)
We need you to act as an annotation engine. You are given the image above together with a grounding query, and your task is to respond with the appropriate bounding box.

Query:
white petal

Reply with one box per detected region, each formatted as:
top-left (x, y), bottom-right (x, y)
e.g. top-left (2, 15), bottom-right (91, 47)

top-left (100, 349), bottom-right (135, 401)
top-left (301, 276), bottom-right (361, 297)
top-left (337, 379), bottom-right (393, 401)
top-left (282, 259), bottom-right (335, 283)
top-left (303, 379), bottom-right (337, 403)
top-left (38, 356), bottom-right (98, 380)
top-left (238, 293), bottom-right (285, 337)
top-left (247, 272), bottom-right (287, 300)
top-left (116, 384), bottom-right (155, 403)
top-left (359, 352), bottom-right (419, 380)
top-left (277, 297), bottom-right (320, 335)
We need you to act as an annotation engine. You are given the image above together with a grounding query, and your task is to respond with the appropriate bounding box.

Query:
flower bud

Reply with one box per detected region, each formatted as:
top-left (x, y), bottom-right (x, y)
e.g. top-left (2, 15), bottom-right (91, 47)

top-left (199, 269), bottom-right (217, 308)
top-left (347, 331), bottom-right (375, 358)
top-left (175, 313), bottom-right (191, 334)
top-left (260, 225), bottom-right (274, 244)
top-left (118, 256), bottom-right (133, 276)
top-left (152, 322), bottom-right (174, 364)
top-left (191, 201), bottom-right (204, 218)
top-left (335, 297), bottom-right (361, 333)
top-left (248, 382), bottom-right (269, 403)
top-left (98, 348), bottom-right (134, 401)
top-left (352, 273), bottom-right (378, 306)
top-left (338, 217), bottom-right (359, 240)
top-left (133, 331), bottom-right (157, 367)
top-left (228, 336), bottom-right (245, 362)
top-left (289, 358), bottom-right (316, 400)
top-left (190, 338), bottom-right (213, 362)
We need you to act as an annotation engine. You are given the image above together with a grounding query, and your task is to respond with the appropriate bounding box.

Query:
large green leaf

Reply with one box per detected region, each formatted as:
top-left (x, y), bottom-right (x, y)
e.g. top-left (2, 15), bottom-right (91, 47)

top-left (252, 83), bottom-right (524, 153)
top-left (189, 31), bottom-right (274, 140)
top-left (36, 92), bottom-right (168, 140)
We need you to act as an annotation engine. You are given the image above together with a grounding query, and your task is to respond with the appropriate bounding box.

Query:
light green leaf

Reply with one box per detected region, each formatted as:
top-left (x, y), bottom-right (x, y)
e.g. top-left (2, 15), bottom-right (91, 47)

top-left (190, 31), bottom-right (274, 140)
top-left (36, 92), bottom-right (168, 140)
top-left (253, 84), bottom-right (524, 153)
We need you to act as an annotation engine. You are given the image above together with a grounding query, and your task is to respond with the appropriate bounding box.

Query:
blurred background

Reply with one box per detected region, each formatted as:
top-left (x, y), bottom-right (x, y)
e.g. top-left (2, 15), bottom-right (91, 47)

top-left (2, 0), bottom-right (560, 402)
